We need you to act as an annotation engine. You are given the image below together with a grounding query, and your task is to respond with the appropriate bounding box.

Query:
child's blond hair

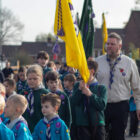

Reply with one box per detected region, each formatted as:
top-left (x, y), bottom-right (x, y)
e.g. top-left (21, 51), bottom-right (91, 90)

top-left (8, 94), bottom-right (28, 115)
top-left (0, 95), bottom-right (5, 112)
top-left (26, 64), bottom-right (43, 78)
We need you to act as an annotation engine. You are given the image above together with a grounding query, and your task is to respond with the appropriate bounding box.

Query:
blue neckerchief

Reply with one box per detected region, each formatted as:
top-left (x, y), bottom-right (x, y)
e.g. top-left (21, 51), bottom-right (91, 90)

top-left (27, 88), bottom-right (34, 115)
top-left (49, 89), bottom-right (61, 95)
top-left (43, 116), bottom-right (59, 125)
top-left (64, 88), bottom-right (73, 96)
top-left (106, 54), bottom-right (121, 89)
top-left (89, 82), bottom-right (98, 88)
top-left (17, 80), bottom-right (26, 90)
top-left (43, 116), bottom-right (59, 140)
top-left (13, 118), bottom-right (28, 138)
top-left (17, 80), bottom-right (23, 90)
top-left (6, 116), bottom-right (27, 130)
top-left (27, 84), bottom-right (44, 115)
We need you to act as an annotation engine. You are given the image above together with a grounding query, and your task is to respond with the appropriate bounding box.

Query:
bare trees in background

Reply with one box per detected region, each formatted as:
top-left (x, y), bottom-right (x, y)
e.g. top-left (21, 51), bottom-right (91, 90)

top-left (0, 8), bottom-right (24, 45)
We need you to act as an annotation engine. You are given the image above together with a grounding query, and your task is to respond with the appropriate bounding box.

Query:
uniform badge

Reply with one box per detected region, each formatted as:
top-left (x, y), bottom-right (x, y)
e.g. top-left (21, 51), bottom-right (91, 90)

top-left (119, 68), bottom-right (126, 76)
top-left (56, 122), bottom-right (61, 128)
top-left (24, 91), bottom-right (28, 95)
top-left (66, 129), bottom-right (69, 133)
top-left (60, 94), bottom-right (65, 100)
top-left (122, 72), bottom-right (126, 76)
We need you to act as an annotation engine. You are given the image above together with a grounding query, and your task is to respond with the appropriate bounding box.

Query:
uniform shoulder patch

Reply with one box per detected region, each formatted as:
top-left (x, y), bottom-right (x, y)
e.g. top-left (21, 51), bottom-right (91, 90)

top-left (55, 122), bottom-right (61, 128)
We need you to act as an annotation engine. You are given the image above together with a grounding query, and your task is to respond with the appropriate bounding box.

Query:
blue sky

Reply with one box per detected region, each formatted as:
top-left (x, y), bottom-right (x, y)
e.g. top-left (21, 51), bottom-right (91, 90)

top-left (2, 0), bottom-right (135, 41)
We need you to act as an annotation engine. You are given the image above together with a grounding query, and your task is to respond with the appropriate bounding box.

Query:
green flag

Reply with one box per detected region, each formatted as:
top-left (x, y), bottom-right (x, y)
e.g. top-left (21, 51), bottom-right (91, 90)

top-left (79, 0), bottom-right (95, 58)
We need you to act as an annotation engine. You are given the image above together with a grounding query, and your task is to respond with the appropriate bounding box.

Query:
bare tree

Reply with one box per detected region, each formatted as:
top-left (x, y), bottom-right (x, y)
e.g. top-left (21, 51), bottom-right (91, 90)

top-left (0, 8), bottom-right (24, 45)
top-left (135, 0), bottom-right (140, 4)
top-left (134, 0), bottom-right (140, 9)
top-left (35, 32), bottom-right (56, 42)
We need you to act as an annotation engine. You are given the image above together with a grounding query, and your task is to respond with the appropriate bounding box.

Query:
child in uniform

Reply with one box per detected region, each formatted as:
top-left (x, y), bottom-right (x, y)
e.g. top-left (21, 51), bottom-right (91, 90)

top-left (32, 93), bottom-right (70, 140)
top-left (37, 51), bottom-right (50, 71)
top-left (0, 94), bottom-right (15, 140)
top-left (47, 61), bottom-right (57, 72)
top-left (3, 78), bottom-right (17, 99)
top-left (46, 71), bottom-right (71, 128)
top-left (4, 94), bottom-right (32, 140)
top-left (129, 91), bottom-right (139, 136)
top-left (63, 73), bottom-right (76, 97)
top-left (71, 60), bottom-right (107, 140)
top-left (0, 83), bottom-right (9, 123)
top-left (37, 51), bottom-right (51, 87)
top-left (16, 66), bottom-right (28, 94)
top-left (21, 64), bottom-right (49, 132)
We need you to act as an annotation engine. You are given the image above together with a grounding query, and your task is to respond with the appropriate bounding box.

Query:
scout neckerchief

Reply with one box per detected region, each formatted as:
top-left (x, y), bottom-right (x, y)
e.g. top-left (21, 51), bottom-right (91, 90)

top-left (17, 80), bottom-right (28, 91)
top-left (6, 116), bottom-right (28, 138)
top-left (64, 88), bottom-right (73, 97)
top-left (43, 116), bottom-right (59, 140)
top-left (88, 78), bottom-right (98, 88)
top-left (49, 89), bottom-right (61, 97)
top-left (27, 83), bottom-right (45, 115)
top-left (6, 116), bottom-right (27, 129)
top-left (17, 80), bottom-right (23, 91)
top-left (106, 54), bottom-right (121, 89)
top-left (27, 88), bottom-right (34, 116)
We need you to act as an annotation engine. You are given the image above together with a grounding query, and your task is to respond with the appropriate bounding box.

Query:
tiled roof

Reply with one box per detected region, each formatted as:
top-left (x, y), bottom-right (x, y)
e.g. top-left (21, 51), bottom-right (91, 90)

top-left (94, 28), bottom-right (124, 49)
top-left (2, 45), bottom-right (21, 57)
top-left (2, 41), bottom-right (66, 60)
top-left (2, 10), bottom-right (140, 59)
top-left (124, 10), bottom-right (140, 52)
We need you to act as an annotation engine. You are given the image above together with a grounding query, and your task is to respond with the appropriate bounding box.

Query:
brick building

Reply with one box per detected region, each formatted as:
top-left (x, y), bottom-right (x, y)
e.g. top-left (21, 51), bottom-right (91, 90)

top-left (1, 10), bottom-right (140, 63)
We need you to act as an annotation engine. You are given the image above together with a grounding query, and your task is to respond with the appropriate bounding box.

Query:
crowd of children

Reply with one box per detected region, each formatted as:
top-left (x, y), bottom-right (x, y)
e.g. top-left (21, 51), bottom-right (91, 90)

top-left (0, 50), bottom-right (139, 140)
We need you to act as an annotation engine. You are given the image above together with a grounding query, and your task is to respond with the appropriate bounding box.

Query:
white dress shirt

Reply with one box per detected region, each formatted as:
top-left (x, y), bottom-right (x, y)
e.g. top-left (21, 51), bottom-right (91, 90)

top-left (96, 54), bottom-right (140, 110)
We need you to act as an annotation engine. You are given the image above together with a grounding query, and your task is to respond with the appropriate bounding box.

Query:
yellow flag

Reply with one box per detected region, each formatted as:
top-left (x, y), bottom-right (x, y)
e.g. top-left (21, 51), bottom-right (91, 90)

top-left (54, 0), bottom-right (90, 83)
top-left (102, 13), bottom-right (108, 55)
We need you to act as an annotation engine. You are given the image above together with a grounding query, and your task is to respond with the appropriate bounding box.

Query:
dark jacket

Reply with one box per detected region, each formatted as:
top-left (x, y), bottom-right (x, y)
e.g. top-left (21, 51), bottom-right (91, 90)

top-left (70, 82), bottom-right (107, 126)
